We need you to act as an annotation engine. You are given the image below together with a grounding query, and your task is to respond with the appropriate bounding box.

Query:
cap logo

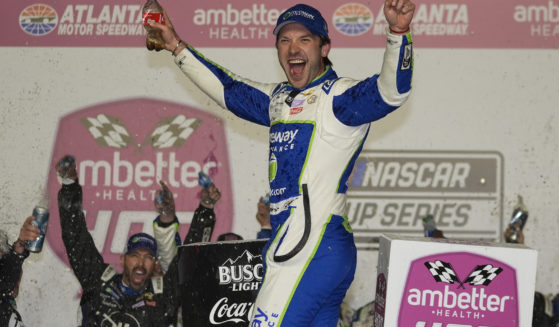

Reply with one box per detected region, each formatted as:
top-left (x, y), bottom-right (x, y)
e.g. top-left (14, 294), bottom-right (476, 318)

top-left (274, 4), bottom-right (328, 39)
top-left (285, 10), bottom-right (315, 21)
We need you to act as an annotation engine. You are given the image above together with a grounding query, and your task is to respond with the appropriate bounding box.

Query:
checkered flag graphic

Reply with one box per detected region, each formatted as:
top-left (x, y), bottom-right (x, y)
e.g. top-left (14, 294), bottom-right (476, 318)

top-left (424, 260), bottom-right (462, 286)
top-left (82, 114), bottom-right (133, 148)
top-left (148, 115), bottom-right (201, 149)
top-left (463, 264), bottom-right (503, 286)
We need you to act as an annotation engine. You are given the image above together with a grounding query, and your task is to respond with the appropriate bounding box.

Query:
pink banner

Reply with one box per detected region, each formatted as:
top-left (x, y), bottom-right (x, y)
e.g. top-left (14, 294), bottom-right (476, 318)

top-left (398, 252), bottom-right (519, 327)
top-left (3, 0), bottom-right (559, 48)
top-left (46, 98), bottom-right (233, 268)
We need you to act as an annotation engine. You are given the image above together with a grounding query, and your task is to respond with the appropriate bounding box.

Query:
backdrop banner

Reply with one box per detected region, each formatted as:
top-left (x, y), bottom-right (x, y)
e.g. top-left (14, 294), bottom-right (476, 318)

top-left (4, 0), bottom-right (559, 48)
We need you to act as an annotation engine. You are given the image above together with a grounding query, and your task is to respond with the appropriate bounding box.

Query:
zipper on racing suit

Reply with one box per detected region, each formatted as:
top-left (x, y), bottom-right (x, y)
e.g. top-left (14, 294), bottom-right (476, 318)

top-left (273, 184), bottom-right (311, 262)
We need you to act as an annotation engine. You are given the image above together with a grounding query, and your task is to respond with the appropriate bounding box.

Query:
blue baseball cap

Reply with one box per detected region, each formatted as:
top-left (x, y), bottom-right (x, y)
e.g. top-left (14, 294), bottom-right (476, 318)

top-left (273, 4), bottom-right (329, 40)
top-left (125, 233), bottom-right (157, 256)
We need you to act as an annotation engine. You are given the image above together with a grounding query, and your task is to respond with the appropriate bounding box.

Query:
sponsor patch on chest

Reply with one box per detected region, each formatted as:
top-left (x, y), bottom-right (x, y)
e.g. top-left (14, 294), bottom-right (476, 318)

top-left (289, 98), bottom-right (305, 115)
top-left (290, 107), bottom-right (303, 115)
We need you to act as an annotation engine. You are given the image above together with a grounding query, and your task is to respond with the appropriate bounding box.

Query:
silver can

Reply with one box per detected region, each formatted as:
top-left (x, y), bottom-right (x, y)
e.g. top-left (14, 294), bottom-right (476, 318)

top-left (27, 205), bottom-right (50, 253)
top-left (505, 195), bottom-right (528, 243)
top-left (154, 189), bottom-right (173, 216)
top-left (57, 155), bottom-right (76, 179)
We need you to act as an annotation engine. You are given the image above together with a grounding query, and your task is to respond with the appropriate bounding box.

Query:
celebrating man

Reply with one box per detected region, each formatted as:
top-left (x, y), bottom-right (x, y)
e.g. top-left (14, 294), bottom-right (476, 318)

top-left (56, 155), bottom-right (220, 326)
top-left (146, 1), bottom-right (416, 325)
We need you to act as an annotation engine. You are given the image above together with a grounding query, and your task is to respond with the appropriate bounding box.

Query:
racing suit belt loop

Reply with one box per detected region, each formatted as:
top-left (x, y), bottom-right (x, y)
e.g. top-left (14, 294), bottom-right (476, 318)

top-left (273, 184), bottom-right (311, 263)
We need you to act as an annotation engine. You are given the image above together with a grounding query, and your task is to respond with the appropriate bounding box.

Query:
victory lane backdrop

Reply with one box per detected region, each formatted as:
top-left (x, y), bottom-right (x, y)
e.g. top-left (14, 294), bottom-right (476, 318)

top-left (46, 98), bottom-right (233, 267)
top-left (0, 0), bottom-right (558, 326)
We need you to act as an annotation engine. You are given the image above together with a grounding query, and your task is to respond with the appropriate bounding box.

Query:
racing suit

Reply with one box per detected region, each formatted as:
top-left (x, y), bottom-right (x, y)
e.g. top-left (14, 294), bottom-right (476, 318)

top-left (0, 246), bottom-right (27, 327)
top-left (58, 181), bottom-right (180, 327)
top-left (173, 30), bottom-right (413, 326)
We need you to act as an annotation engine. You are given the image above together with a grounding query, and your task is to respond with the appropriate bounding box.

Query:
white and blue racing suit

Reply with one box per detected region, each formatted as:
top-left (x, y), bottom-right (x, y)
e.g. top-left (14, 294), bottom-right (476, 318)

top-left (173, 30), bottom-right (413, 326)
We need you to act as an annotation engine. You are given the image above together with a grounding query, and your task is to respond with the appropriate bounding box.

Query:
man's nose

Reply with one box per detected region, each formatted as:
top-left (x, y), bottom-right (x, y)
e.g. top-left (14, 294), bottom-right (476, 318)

top-left (288, 41), bottom-right (300, 54)
top-left (135, 256), bottom-right (147, 266)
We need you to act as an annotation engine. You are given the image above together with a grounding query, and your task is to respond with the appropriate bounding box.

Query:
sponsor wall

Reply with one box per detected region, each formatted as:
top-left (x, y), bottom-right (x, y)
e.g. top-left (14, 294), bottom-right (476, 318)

top-left (46, 99), bottom-right (234, 268)
top-left (375, 235), bottom-right (538, 326)
top-left (0, 0), bottom-right (558, 325)
top-left (5, 0), bottom-right (559, 48)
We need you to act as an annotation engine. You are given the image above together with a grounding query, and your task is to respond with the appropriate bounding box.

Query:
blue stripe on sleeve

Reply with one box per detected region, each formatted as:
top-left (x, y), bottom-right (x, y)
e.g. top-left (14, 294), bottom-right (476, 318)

top-left (332, 77), bottom-right (398, 126)
top-left (187, 47), bottom-right (271, 127)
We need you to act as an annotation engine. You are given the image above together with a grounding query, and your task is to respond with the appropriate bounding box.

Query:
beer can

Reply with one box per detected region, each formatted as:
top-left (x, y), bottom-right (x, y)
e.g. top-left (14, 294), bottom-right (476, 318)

top-left (154, 189), bottom-right (173, 216)
top-left (509, 207), bottom-right (528, 230)
top-left (505, 195), bottom-right (529, 243)
top-left (261, 193), bottom-right (270, 205)
top-left (27, 205), bottom-right (50, 253)
top-left (422, 214), bottom-right (436, 237)
top-left (155, 189), bottom-right (172, 206)
top-left (57, 155), bottom-right (76, 178)
top-left (198, 171), bottom-right (213, 189)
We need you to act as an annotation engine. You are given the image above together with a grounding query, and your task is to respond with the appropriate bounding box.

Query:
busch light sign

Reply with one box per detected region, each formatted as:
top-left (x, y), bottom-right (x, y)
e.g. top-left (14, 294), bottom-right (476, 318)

top-left (179, 240), bottom-right (267, 326)
top-left (46, 98), bottom-right (233, 267)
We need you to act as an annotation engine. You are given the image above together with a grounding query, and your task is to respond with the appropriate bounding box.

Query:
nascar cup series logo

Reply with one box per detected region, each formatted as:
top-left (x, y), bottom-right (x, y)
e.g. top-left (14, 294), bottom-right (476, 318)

top-left (46, 98), bottom-right (233, 267)
top-left (19, 4), bottom-right (58, 35)
top-left (398, 252), bottom-right (519, 327)
top-left (333, 3), bottom-right (373, 36)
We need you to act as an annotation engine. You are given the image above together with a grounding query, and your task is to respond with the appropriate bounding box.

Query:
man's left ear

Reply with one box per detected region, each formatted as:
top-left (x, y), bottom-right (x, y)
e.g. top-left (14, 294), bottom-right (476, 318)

top-left (321, 42), bottom-right (331, 58)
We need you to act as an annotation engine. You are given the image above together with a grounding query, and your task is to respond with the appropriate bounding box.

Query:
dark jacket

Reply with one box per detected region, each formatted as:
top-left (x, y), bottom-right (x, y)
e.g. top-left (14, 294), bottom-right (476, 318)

top-left (0, 247), bottom-right (27, 327)
top-left (182, 205), bottom-right (216, 245)
top-left (58, 182), bottom-right (179, 327)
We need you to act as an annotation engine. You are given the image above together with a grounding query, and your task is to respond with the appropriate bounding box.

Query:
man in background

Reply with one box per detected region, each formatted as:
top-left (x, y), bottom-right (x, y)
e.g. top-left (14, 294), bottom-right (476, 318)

top-left (56, 156), bottom-right (180, 326)
top-left (0, 216), bottom-right (40, 326)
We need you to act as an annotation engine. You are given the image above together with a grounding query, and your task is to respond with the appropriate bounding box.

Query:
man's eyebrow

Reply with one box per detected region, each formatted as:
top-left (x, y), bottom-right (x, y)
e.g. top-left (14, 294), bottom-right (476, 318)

top-left (128, 250), bottom-right (153, 255)
top-left (278, 33), bottom-right (314, 40)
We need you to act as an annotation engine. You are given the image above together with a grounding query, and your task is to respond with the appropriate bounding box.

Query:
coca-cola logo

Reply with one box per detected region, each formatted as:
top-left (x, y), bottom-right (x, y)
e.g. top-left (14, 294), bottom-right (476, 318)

top-left (209, 297), bottom-right (254, 325)
top-left (398, 252), bottom-right (519, 327)
top-left (46, 98), bottom-right (233, 268)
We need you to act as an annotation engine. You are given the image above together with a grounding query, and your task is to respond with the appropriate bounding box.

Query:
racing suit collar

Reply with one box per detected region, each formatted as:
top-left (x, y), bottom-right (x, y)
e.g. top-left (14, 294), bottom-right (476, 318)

top-left (284, 65), bottom-right (338, 92)
top-left (119, 276), bottom-right (149, 296)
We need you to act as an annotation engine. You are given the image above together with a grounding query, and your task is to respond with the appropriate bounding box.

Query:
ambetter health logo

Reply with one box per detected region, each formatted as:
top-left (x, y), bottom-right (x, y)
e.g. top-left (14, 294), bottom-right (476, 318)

top-left (46, 98), bottom-right (233, 267)
top-left (398, 252), bottom-right (519, 327)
